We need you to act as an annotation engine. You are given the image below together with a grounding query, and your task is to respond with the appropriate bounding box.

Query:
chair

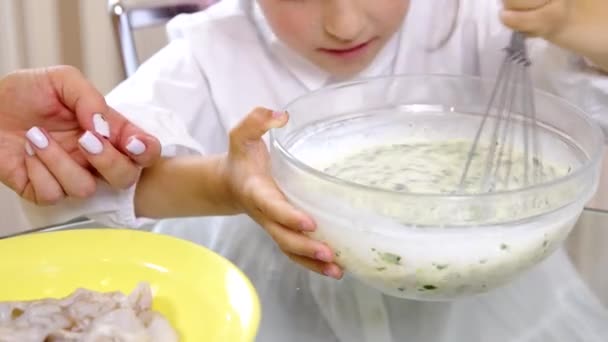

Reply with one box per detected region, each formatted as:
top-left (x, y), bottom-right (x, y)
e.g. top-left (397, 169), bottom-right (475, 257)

top-left (108, 0), bottom-right (217, 77)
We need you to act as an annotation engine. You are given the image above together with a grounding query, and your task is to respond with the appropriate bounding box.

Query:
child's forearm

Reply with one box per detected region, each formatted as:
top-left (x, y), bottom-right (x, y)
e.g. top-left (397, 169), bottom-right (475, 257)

top-left (134, 155), bottom-right (240, 219)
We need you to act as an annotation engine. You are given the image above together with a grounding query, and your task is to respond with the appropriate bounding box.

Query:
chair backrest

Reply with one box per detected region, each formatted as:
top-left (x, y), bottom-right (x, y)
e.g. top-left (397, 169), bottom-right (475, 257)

top-left (108, 0), bottom-right (217, 77)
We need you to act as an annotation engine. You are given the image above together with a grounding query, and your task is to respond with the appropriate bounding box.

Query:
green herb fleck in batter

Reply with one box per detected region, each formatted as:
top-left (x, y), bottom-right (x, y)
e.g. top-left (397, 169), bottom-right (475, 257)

top-left (379, 252), bottom-right (402, 265)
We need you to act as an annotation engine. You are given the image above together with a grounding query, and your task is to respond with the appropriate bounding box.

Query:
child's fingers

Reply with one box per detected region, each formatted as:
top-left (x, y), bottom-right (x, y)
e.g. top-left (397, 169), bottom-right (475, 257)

top-left (77, 131), bottom-right (141, 189)
top-left (261, 219), bottom-right (334, 263)
top-left (25, 127), bottom-right (97, 199)
top-left (286, 253), bottom-right (344, 280)
top-left (249, 177), bottom-right (316, 231)
top-left (229, 107), bottom-right (288, 153)
top-left (503, 0), bottom-right (551, 11)
top-left (501, 10), bottom-right (543, 35)
top-left (501, 1), bottom-right (565, 36)
top-left (23, 148), bottom-right (66, 205)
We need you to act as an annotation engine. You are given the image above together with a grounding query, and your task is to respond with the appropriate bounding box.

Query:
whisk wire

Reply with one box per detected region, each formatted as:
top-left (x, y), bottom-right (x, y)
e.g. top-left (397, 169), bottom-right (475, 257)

top-left (458, 32), bottom-right (542, 194)
top-left (457, 54), bottom-right (509, 191)
top-left (525, 69), bottom-right (543, 184)
top-left (481, 59), bottom-right (514, 192)
top-left (492, 63), bottom-right (518, 189)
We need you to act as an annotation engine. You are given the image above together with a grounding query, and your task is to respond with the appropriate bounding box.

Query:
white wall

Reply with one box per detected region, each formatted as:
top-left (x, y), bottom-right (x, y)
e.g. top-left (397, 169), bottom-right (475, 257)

top-left (79, 0), bottom-right (125, 94)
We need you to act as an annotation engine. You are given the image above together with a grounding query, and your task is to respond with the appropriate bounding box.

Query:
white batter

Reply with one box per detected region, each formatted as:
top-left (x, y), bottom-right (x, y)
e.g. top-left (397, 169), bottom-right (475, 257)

top-left (284, 138), bottom-right (581, 300)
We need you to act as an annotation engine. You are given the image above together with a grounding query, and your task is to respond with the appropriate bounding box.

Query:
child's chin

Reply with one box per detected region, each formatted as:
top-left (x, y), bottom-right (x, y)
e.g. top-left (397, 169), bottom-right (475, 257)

top-left (320, 62), bottom-right (373, 80)
top-left (315, 51), bottom-right (381, 80)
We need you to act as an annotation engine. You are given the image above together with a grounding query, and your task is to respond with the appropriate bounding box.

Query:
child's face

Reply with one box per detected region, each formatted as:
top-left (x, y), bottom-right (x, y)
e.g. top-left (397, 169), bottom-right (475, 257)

top-left (258, 0), bottom-right (410, 78)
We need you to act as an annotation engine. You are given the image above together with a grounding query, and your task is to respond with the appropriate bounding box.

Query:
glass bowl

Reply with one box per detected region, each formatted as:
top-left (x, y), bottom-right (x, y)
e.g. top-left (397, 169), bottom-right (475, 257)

top-left (269, 74), bottom-right (604, 301)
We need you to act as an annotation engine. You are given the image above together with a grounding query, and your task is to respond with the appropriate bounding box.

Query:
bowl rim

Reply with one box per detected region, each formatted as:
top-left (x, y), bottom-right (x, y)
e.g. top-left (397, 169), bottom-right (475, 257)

top-left (269, 73), bottom-right (604, 200)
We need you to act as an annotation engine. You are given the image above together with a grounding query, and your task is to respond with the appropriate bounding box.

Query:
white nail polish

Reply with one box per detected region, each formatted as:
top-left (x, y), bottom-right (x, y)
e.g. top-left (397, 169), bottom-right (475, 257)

top-left (93, 113), bottom-right (110, 138)
top-left (79, 131), bottom-right (103, 154)
top-left (126, 137), bottom-right (146, 155)
top-left (25, 127), bottom-right (49, 149)
top-left (25, 142), bottom-right (35, 156)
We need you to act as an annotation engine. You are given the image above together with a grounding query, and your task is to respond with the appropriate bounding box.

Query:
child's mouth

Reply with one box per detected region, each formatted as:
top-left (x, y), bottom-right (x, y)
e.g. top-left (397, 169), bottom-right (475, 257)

top-left (318, 38), bottom-right (376, 59)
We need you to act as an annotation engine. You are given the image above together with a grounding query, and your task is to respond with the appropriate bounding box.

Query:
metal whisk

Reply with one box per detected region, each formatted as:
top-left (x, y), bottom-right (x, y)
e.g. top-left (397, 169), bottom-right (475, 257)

top-left (458, 31), bottom-right (543, 193)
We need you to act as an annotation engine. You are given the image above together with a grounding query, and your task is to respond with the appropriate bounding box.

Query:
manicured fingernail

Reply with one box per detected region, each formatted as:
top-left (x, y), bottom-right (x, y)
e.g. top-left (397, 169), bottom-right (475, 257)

top-left (25, 142), bottom-right (35, 156)
top-left (93, 113), bottom-right (110, 138)
top-left (126, 137), bottom-right (146, 155)
top-left (79, 131), bottom-right (103, 154)
top-left (323, 267), bottom-right (342, 279)
top-left (315, 250), bottom-right (332, 263)
top-left (272, 110), bottom-right (286, 119)
top-left (25, 127), bottom-right (49, 149)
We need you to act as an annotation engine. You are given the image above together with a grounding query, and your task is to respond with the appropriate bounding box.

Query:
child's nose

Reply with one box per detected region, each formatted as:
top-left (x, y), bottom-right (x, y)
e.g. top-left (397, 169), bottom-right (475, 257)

top-left (323, 0), bottom-right (366, 42)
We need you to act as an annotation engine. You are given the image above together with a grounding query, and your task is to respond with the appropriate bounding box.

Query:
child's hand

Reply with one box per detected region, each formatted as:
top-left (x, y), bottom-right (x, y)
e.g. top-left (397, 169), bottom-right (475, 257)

top-left (221, 107), bottom-right (343, 279)
top-left (501, 0), bottom-right (608, 71)
top-left (500, 0), bottom-right (572, 38)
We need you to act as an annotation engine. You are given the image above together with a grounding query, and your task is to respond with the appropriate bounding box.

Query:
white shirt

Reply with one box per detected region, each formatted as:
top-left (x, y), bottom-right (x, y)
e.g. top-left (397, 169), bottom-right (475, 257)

top-left (22, 1), bottom-right (608, 341)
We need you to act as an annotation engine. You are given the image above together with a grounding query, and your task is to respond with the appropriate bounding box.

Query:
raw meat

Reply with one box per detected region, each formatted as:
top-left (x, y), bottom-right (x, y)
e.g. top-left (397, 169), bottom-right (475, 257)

top-left (0, 283), bottom-right (178, 342)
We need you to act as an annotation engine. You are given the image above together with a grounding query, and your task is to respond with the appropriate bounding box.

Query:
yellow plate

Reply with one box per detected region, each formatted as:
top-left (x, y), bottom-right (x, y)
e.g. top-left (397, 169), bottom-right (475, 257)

top-left (0, 228), bottom-right (261, 341)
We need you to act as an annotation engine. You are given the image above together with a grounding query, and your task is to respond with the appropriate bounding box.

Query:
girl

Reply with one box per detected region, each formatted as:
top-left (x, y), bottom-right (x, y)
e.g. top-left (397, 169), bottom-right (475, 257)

top-left (17, 0), bottom-right (608, 340)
